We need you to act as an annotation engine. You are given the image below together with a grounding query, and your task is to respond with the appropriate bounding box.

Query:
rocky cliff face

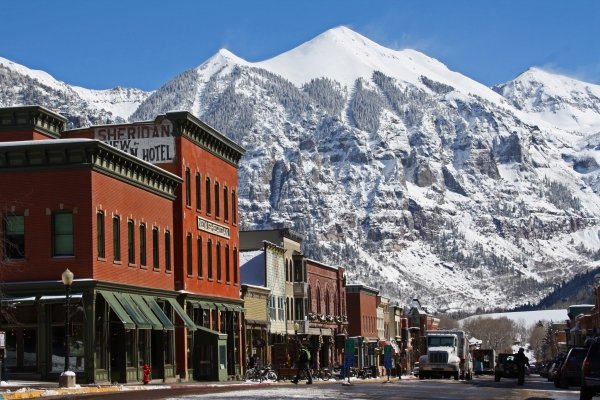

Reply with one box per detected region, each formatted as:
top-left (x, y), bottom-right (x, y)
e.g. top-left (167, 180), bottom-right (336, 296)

top-left (2, 28), bottom-right (600, 312)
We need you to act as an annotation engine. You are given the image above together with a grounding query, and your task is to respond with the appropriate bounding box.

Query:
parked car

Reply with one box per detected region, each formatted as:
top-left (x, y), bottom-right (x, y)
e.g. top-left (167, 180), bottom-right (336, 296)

top-left (581, 338), bottom-right (600, 400)
top-left (494, 353), bottom-right (519, 382)
top-left (554, 346), bottom-right (587, 389)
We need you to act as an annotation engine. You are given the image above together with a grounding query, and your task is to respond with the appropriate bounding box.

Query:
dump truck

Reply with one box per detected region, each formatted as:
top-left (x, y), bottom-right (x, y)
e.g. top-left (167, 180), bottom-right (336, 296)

top-left (418, 330), bottom-right (473, 380)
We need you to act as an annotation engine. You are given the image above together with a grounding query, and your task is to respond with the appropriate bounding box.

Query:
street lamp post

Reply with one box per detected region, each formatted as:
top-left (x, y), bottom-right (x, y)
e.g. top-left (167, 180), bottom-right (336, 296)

top-left (59, 268), bottom-right (75, 388)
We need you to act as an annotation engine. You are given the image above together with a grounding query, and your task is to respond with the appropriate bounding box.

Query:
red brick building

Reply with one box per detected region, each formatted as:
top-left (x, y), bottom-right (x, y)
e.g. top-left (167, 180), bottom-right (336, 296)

top-left (0, 106), bottom-right (244, 384)
top-left (345, 284), bottom-right (379, 369)
top-left (304, 258), bottom-right (347, 369)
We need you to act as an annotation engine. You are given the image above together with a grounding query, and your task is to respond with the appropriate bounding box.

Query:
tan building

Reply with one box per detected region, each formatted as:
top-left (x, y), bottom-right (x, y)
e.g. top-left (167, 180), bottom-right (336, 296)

top-left (241, 284), bottom-right (270, 368)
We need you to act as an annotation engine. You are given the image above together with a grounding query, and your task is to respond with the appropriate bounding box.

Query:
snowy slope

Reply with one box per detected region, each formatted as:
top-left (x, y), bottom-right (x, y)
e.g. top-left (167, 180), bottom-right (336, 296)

top-left (0, 56), bottom-right (150, 122)
top-left (494, 67), bottom-right (600, 134)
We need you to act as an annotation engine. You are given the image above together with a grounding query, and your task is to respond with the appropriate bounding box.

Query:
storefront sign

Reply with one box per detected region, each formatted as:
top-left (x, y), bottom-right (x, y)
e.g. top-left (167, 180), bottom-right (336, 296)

top-left (95, 120), bottom-right (176, 164)
top-left (197, 216), bottom-right (230, 238)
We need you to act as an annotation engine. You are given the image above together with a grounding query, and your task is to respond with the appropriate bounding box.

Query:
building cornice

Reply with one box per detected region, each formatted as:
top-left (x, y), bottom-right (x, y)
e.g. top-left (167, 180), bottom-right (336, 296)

top-left (0, 139), bottom-right (182, 200)
top-left (0, 105), bottom-right (66, 138)
top-left (164, 111), bottom-right (245, 167)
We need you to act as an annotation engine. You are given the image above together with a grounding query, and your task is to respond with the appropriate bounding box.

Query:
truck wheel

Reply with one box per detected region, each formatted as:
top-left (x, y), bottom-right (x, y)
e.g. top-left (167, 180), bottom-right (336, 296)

top-left (494, 374), bottom-right (500, 382)
top-left (419, 372), bottom-right (424, 380)
top-left (454, 372), bottom-right (459, 380)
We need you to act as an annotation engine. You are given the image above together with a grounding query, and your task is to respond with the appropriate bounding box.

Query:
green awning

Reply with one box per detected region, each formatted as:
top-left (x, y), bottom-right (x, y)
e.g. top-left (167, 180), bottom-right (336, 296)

top-left (230, 305), bottom-right (245, 312)
top-left (144, 296), bottom-right (174, 330)
top-left (166, 298), bottom-right (197, 331)
top-left (115, 293), bottom-right (152, 329)
top-left (200, 301), bottom-right (215, 310)
top-left (130, 294), bottom-right (163, 330)
top-left (99, 291), bottom-right (135, 330)
top-left (214, 303), bottom-right (226, 310)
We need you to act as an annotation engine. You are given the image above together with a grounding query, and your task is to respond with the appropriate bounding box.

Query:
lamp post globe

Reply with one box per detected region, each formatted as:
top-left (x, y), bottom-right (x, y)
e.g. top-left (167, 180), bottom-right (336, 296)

top-left (61, 268), bottom-right (74, 373)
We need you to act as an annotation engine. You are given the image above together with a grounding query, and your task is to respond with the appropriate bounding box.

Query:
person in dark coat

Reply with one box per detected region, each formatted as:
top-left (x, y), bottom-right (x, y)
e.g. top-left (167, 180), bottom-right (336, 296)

top-left (292, 344), bottom-right (313, 384)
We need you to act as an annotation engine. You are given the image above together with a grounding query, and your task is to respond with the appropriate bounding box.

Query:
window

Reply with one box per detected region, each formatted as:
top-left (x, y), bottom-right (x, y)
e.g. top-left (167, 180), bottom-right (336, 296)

top-left (127, 220), bottom-right (135, 264)
top-left (165, 230), bottom-right (171, 272)
top-left (185, 168), bottom-right (191, 207)
top-left (139, 224), bottom-right (147, 266)
top-left (225, 244), bottom-right (230, 283)
top-left (3, 214), bottom-right (24, 259)
top-left (197, 237), bottom-right (203, 278)
top-left (195, 173), bottom-right (201, 210)
top-left (207, 239), bottom-right (213, 280)
top-left (152, 227), bottom-right (159, 269)
top-left (232, 190), bottom-right (237, 224)
top-left (187, 233), bottom-right (193, 276)
top-left (112, 216), bottom-right (120, 262)
top-left (233, 247), bottom-right (238, 284)
top-left (216, 242), bottom-right (221, 281)
top-left (214, 182), bottom-right (220, 218)
top-left (205, 178), bottom-right (211, 214)
top-left (52, 211), bottom-right (73, 256)
top-left (223, 187), bottom-right (229, 221)
top-left (96, 211), bottom-right (105, 258)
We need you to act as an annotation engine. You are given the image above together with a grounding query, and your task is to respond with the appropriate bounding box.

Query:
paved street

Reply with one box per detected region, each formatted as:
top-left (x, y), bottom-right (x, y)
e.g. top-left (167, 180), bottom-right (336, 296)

top-left (47, 375), bottom-right (582, 400)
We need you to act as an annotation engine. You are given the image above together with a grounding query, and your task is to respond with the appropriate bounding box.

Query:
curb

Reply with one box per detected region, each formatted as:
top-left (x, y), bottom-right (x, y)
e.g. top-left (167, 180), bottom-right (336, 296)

top-left (0, 385), bottom-right (162, 400)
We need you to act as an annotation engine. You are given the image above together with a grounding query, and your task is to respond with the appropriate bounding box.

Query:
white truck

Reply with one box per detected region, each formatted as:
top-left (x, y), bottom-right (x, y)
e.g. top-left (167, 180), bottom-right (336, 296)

top-left (418, 330), bottom-right (473, 380)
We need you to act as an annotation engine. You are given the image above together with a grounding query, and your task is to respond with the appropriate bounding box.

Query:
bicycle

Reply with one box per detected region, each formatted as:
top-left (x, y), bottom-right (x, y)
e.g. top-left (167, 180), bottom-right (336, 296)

top-left (312, 367), bottom-right (332, 381)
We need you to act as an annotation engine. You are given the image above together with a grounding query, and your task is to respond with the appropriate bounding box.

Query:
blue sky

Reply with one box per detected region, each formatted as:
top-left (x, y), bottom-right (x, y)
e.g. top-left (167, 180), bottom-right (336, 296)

top-left (2, 0), bottom-right (599, 91)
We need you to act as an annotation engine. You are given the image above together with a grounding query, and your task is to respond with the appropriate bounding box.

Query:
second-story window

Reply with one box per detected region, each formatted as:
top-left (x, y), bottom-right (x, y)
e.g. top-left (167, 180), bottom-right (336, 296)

top-left (225, 244), bottom-right (230, 283)
top-left (152, 227), bottom-right (159, 269)
top-left (139, 224), bottom-right (147, 266)
top-left (127, 220), bottom-right (135, 264)
top-left (186, 233), bottom-right (192, 276)
top-left (97, 211), bottom-right (105, 258)
top-left (52, 211), bottom-right (73, 257)
top-left (4, 213), bottom-right (25, 259)
top-left (207, 239), bottom-right (213, 279)
top-left (112, 216), bottom-right (121, 262)
top-left (233, 247), bottom-right (238, 284)
top-left (197, 237), bottom-right (203, 278)
top-left (165, 230), bottom-right (171, 272)
top-left (216, 242), bottom-right (222, 281)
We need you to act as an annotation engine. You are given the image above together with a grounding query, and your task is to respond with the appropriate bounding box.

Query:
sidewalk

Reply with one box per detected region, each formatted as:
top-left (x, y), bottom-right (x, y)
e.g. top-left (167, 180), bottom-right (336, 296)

top-left (0, 375), bottom-right (415, 399)
top-left (0, 379), bottom-right (257, 400)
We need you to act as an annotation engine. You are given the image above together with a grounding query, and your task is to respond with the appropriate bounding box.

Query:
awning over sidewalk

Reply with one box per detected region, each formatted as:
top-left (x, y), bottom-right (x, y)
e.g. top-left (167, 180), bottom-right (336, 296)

top-left (98, 291), bottom-right (177, 331)
top-left (166, 298), bottom-right (196, 331)
top-left (98, 291), bottom-right (136, 330)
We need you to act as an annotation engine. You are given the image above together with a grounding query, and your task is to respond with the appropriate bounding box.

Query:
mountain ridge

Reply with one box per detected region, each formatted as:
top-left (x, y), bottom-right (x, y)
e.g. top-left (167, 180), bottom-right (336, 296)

top-left (1, 26), bottom-right (600, 312)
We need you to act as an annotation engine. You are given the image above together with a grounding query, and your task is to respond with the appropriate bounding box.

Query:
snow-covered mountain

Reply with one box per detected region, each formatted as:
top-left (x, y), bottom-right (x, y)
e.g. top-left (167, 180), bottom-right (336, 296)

top-left (0, 56), bottom-right (151, 127)
top-left (2, 26), bottom-right (600, 313)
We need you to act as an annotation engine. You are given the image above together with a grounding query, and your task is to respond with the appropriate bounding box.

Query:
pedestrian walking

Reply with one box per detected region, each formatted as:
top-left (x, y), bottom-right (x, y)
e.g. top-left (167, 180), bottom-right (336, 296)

top-left (292, 344), bottom-right (313, 384)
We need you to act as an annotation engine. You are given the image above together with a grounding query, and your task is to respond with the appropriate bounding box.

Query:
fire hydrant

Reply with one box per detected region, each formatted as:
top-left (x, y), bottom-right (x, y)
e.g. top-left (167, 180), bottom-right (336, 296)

top-left (143, 363), bottom-right (151, 384)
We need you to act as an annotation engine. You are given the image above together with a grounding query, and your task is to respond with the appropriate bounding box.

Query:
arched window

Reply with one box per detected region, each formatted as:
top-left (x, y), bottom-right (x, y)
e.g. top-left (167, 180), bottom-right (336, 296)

top-left (317, 287), bottom-right (321, 314)
top-left (325, 289), bottom-right (330, 315)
